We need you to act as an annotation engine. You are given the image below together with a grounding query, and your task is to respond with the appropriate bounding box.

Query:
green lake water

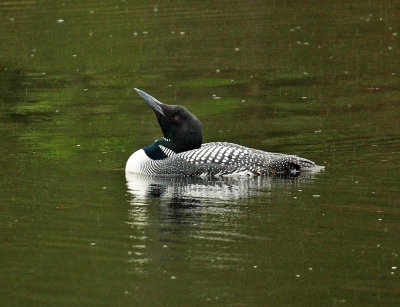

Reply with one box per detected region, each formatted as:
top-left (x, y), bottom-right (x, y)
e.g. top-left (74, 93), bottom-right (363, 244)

top-left (1, 0), bottom-right (400, 305)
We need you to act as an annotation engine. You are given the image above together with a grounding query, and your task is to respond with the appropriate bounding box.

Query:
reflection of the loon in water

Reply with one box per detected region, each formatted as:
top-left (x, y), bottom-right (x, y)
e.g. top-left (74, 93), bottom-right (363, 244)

top-left (125, 173), bottom-right (322, 275)
top-left (126, 172), bottom-right (319, 204)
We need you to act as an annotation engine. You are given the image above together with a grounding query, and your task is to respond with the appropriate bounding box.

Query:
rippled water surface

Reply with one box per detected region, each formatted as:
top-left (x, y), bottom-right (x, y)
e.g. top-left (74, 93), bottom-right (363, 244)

top-left (1, 0), bottom-right (400, 305)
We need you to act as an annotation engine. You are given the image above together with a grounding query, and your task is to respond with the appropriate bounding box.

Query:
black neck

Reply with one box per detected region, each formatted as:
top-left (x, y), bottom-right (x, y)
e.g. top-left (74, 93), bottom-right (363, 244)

top-left (143, 138), bottom-right (173, 160)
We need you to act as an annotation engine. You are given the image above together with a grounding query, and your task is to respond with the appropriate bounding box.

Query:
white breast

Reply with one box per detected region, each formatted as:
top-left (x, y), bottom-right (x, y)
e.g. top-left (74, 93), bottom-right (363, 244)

top-left (125, 149), bottom-right (152, 173)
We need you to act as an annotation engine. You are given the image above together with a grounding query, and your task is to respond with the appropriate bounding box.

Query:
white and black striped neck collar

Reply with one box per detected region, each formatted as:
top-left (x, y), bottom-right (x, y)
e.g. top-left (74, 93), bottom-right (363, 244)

top-left (143, 138), bottom-right (176, 160)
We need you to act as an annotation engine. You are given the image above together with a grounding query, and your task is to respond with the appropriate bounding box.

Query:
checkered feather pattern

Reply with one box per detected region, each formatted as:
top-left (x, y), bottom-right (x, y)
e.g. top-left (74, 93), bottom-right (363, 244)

top-left (136, 142), bottom-right (315, 177)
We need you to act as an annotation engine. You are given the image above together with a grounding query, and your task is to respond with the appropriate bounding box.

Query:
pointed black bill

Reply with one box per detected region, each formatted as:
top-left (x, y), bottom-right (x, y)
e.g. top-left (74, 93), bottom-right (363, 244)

top-left (134, 88), bottom-right (165, 117)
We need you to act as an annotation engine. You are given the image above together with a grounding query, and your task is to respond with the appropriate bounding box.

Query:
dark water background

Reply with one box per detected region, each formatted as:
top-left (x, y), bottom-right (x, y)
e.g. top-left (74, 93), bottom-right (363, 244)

top-left (1, 0), bottom-right (400, 305)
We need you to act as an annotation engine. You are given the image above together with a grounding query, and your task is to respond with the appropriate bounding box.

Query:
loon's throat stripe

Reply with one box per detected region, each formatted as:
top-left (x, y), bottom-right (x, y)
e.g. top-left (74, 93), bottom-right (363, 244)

top-left (159, 145), bottom-right (175, 157)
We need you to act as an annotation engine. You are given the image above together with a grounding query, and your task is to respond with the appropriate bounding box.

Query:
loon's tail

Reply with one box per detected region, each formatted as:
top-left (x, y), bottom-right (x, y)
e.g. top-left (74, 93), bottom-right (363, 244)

top-left (267, 156), bottom-right (323, 175)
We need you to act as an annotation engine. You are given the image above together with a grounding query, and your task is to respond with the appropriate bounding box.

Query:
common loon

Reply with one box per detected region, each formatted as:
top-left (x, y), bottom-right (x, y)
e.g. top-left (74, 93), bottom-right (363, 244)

top-left (126, 89), bottom-right (321, 177)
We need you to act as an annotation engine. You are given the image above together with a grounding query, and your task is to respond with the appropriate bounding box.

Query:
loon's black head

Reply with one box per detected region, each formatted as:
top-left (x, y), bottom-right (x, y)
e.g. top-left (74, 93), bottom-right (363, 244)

top-left (135, 88), bottom-right (203, 153)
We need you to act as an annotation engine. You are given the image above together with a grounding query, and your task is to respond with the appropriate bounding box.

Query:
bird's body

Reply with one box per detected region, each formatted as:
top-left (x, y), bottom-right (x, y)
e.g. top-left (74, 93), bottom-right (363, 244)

top-left (126, 89), bottom-right (322, 177)
top-left (126, 141), bottom-right (316, 177)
